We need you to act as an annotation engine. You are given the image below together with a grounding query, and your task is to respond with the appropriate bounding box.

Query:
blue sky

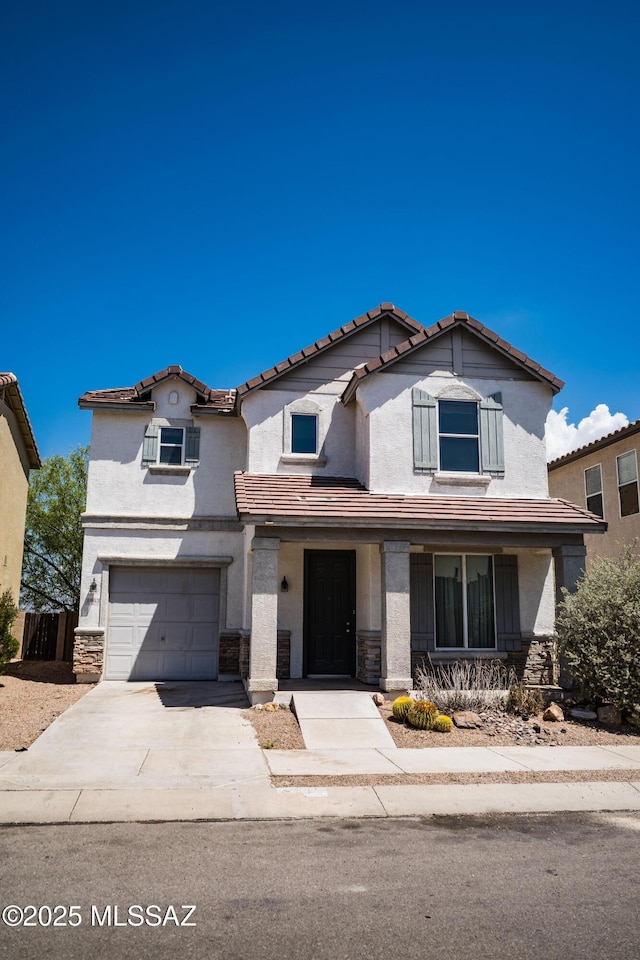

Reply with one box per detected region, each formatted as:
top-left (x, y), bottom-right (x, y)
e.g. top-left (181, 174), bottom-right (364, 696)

top-left (2, 0), bottom-right (639, 459)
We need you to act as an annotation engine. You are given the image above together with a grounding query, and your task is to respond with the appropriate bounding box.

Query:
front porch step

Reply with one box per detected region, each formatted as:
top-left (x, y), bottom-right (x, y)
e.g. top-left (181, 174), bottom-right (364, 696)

top-left (291, 692), bottom-right (396, 750)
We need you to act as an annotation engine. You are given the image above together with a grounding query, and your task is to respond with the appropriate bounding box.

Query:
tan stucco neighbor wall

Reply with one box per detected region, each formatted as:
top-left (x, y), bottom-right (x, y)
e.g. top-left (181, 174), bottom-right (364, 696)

top-left (0, 402), bottom-right (30, 603)
top-left (549, 432), bottom-right (640, 564)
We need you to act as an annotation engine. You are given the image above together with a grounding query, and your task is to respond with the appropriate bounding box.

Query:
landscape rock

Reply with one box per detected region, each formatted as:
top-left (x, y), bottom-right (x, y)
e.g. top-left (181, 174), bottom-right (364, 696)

top-left (597, 704), bottom-right (622, 726)
top-left (570, 707), bottom-right (598, 721)
top-left (263, 702), bottom-right (280, 712)
top-left (543, 702), bottom-right (564, 722)
top-left (453, 710), bottom-right (483, 729)
top-left (371, 693), bottom-right (385, 706)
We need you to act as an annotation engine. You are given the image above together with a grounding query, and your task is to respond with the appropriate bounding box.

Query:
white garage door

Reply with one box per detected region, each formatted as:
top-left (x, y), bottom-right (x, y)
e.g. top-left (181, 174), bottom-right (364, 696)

top-left (106, 566), bottom-right (220, 680)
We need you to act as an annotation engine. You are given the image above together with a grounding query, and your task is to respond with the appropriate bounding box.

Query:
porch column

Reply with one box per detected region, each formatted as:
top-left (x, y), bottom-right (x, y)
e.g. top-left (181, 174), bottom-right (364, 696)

top-left (248, 536), bottom-right (280, 702)
top-left (379, 540), bottom-right (413, 693)
top-left (552, 544), bottom-right (587, 602)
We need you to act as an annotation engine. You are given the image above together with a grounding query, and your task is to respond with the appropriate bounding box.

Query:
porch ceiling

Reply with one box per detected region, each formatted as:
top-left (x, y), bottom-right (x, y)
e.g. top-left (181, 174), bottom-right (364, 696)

top-left (234, 473), bottom-right (607, 535)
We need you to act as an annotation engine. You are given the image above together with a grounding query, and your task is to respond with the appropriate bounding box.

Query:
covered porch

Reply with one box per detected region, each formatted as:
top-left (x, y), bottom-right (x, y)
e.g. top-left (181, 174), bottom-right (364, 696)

top-left (235, 473), bottom-right (603, 704)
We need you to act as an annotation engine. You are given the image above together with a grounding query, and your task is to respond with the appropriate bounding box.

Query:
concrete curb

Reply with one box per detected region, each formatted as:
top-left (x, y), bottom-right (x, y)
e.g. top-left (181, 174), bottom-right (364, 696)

top-left (0, 781), bottom-right (639, 825)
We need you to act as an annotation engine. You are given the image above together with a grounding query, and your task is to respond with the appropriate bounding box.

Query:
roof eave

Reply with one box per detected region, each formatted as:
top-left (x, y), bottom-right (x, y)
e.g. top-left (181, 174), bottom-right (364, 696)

top-left (78, 399), bottom-right (156, 412)
top-left (236, 512), bottom-right (606, 534)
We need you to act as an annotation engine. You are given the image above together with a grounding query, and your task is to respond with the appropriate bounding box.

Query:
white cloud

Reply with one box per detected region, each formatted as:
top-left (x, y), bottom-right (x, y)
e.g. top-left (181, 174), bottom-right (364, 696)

top-left (545, 404), bottom-right (629, 462)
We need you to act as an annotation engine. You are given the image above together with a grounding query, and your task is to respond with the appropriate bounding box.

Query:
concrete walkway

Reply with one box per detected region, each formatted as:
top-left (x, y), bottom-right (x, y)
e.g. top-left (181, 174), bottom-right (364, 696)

top-left (291, 692), bottom-right (396, 749)
top-left (0, 681), bottom-right (639, 823)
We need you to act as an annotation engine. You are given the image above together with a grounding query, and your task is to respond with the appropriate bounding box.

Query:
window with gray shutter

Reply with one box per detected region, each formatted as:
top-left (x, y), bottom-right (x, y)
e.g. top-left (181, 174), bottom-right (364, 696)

top-left (142, 423), bottom-right (159, 465)
top-left (412, 388), bottom-right (437, 471)
top-left (185, 426), bottom-right (201, 465)
top-left (479, 393), bottom-right (505, 476)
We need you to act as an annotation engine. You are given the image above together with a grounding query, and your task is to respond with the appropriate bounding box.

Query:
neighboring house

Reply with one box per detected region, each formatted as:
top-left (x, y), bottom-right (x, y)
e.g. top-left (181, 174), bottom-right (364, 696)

top-left (548, 419), bottom-right (640, 565)
top-left (0, 373), bottom-right (41, 603)
top-left (74, 304), bottom-right (604, 698)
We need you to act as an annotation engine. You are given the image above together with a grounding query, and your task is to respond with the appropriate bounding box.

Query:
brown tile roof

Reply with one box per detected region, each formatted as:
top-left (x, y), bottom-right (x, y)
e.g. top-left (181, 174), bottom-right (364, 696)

top-left (341, 311), bottom-right (564, 403)
top-left (0, 373), bottom-right (41, 469)
top-left (548, 418), bottom-right (640, 470)
top-left (234, 473), bottom-right (605, 533)
top-left (79, 366), bottom-right (236, 414)
top-left (236, 304), bottom-right (425, 398)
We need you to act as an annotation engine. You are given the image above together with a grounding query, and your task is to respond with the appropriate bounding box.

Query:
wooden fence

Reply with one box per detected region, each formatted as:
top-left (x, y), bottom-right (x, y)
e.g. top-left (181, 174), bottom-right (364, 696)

top-left (20, 610), bottom-right (78, 661)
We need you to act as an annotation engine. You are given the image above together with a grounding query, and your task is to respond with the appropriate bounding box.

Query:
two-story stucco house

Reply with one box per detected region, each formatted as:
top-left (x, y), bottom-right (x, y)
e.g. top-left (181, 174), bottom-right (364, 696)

top-left (74, 305), bottom-right (604, 700)
top-left (0, 373), bottom-right (40, 604)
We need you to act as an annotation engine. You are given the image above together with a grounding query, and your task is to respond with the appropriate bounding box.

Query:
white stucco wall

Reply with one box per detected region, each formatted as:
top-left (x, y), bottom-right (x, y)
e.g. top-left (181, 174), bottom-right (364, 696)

top-left (241, 388), bottom-right (356, 476)
top-left (513, 548), bottom-right (555, 636)
top-left (85, 378), bottom-right (246, 518)
top-left (356, 372), bottom-right (552, 497)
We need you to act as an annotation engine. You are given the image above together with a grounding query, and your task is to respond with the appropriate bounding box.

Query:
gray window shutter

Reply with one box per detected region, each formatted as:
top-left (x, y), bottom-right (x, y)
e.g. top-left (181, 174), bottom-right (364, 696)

top-left (480, 393), bottom-right (505, 476)
top-left (142, 423), bottom-right (159, 465)
top-left (494, 555), bottom-right (521, 652)
top-left (185, 426), bottom-right (201, 465)
top-left (410, 553), bottom-right (435, 653)
top-left (412, 388), bottom-right (437, 471)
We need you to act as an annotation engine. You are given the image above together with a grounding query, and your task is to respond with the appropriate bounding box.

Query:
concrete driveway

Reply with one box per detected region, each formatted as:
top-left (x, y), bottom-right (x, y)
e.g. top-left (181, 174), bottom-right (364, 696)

top-left (0, 681), bottom-right (270, 791)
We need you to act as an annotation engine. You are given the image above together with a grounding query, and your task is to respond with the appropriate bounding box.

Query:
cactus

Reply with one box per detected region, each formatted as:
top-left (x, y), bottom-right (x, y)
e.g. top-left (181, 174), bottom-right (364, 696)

top-left (391, 696), bottom-right (414, 721)
top-left (406, 699), bottom-right (439, 730)
top-left (432, 714), bottom-right (454, 733)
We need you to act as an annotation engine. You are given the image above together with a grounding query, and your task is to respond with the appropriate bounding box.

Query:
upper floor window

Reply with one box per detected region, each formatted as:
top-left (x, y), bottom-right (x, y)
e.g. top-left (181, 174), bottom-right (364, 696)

top-left (584, 464), bottom-right (604, 518)
top-left (291, 414), bottom-right (318, 455)
top-left (617, 450), bottom-right (639, 517)
top-left (413, 388), bottom-right (504, 476)
top-left (438, 400), bottom-right (479, 472)
top-left (142, 422), bottom-right (200, 469)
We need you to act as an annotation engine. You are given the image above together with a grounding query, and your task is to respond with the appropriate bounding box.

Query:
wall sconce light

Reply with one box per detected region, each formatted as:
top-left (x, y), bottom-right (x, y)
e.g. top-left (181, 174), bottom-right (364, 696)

top-left (280, 576), bottom-right (289, 593)
top-left (89, 578), bottom-right (97, 593)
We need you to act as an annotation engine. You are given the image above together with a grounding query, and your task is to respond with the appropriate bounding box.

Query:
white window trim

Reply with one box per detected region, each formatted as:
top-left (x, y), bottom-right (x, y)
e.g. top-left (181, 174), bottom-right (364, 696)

top-left (433, 553), bottom-right (497, 651)
top-left (616, 449), bottom-right (639, 519)
top-left (584, 462), bottom-right (604, 519)
top-left (282, 399), bottom-right (327, 465)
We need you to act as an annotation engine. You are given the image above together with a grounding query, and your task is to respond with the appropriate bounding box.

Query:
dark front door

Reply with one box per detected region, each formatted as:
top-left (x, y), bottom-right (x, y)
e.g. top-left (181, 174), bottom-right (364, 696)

top-left (304, 550), bottom-right (356, 676)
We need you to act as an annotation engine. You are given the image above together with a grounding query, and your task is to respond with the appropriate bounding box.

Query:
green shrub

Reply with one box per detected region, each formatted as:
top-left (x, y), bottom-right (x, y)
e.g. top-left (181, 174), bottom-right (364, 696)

top-left (432, 714), bottom-right (453, 733)
top-left (557, 548), bottom-right (640, 713)
top-left (391, 695), bottom-right (414, 721)
top-left (0, 590), bottom-right (19, 675)
top-left (507, 682), bottom-right (544, 717)
top-left (406, 699), bottom-right (438, 730)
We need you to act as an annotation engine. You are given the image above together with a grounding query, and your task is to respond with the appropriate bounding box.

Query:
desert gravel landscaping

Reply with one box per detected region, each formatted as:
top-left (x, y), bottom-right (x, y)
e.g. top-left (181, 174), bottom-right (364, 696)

top-left (0, 661), bottom-right (89, 750)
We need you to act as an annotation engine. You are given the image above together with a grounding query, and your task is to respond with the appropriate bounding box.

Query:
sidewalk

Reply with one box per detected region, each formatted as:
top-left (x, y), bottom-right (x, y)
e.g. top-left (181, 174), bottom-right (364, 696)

top-left (1, 680), bottom-right (639, 825)
top-left (1, 743), bottom-right (639, 824)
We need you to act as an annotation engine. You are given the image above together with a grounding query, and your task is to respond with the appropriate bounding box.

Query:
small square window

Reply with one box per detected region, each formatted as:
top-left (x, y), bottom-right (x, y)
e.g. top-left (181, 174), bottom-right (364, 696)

top-left (291, 414), bottom-right (317, 454)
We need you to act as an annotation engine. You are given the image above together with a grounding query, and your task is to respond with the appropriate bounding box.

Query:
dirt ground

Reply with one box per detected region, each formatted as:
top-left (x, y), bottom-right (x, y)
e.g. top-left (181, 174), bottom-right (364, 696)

top-left (0, 661), bottom-right (89, 751)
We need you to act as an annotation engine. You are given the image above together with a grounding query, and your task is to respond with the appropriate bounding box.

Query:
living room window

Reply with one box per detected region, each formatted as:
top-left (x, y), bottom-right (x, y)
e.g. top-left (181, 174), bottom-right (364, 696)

top-left (438, 400), bottom-right (479, 472)
top-left (584, 464), bottom-right (604, 518)
top-left (434, 554), bottom-right (496, 649)
top-left (617, 450), bottom-right (639, 517)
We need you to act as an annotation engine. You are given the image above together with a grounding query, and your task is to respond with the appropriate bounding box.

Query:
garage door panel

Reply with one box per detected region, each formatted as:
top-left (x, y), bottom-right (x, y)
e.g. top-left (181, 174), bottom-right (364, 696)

top-left (106, 566), bottom-right (221, 680)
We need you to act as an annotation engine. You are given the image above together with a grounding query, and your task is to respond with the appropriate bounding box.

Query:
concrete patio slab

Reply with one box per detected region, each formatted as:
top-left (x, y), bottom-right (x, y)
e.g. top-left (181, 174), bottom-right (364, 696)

top-left (297, 718), bottom-right (396, 750)
top-left (489, 745), bottom-right (640, 771)
top-left (265, 749), bottom-right (403, 776)
top-left (292, 692), bottom-right (381, 720)
top-left (378, 747), bottom-right (526, 774)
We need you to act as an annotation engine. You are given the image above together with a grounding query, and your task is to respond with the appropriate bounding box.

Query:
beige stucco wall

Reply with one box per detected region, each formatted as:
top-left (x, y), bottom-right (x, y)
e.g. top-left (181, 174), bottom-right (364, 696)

top-left (548, 435), bottom-right (640, 563)
top-left (0, 401), bottom-right (30, 602)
